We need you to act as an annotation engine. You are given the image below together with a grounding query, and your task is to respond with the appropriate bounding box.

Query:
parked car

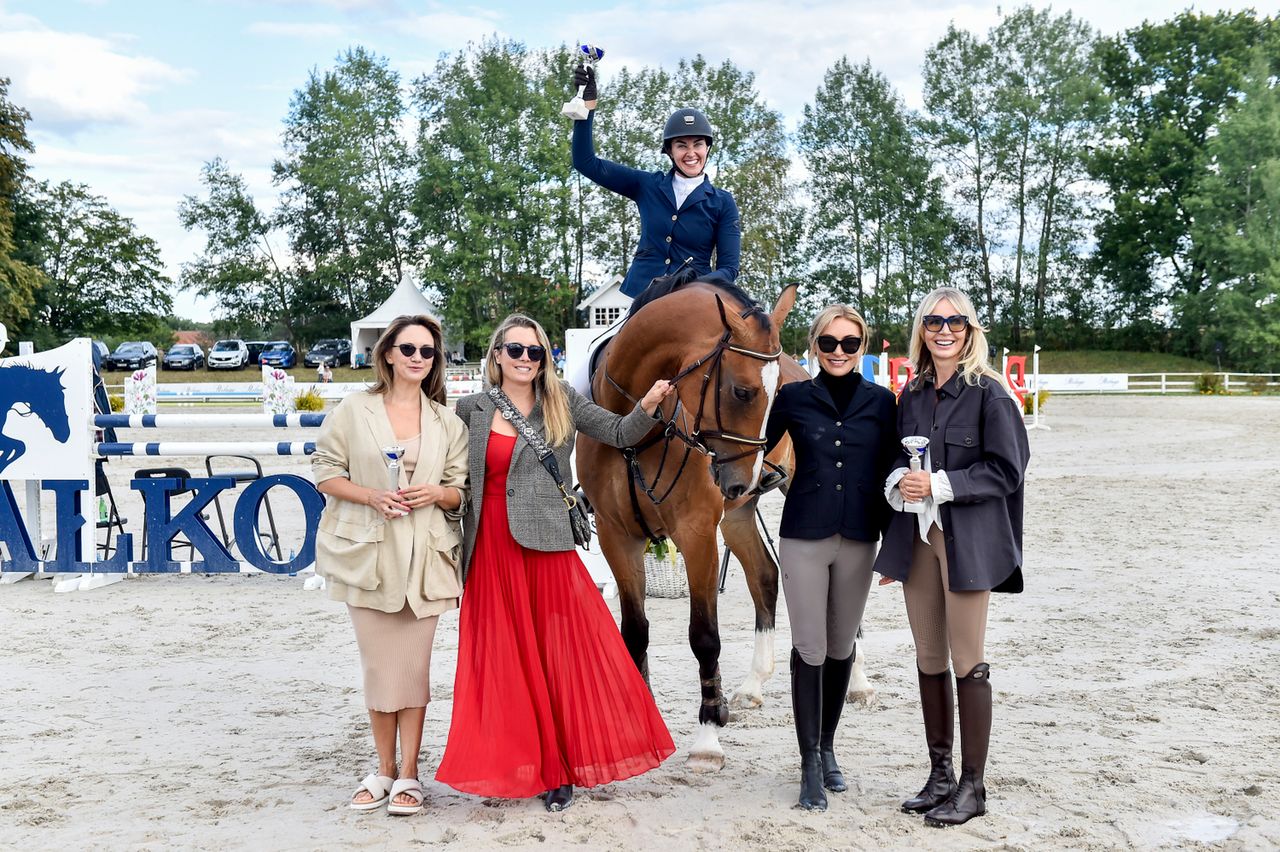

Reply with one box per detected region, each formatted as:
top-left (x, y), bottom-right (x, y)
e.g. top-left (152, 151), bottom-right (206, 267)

top-left (91, 340), bottom-right (110, 365)
top-left (105, 341), bottom-right (157, 371)
top-left (245, 340), bottom-right (269, 366)
top-left (303, 338), bottom-right (351, 368)
top-left (258, 340), bottom-right (297, 369)
top-left (207, 339), bottom-right (250, 370)
top-left (162, 343), bottom-right (205, 371)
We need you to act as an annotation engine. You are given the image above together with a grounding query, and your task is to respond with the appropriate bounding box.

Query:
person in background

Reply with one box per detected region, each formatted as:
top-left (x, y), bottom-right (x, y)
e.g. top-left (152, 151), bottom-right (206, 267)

top-left (436, 313), bottom-right (676, 813)
top-left (874, 287), bottom-right (1030, 827)
top-left (312, 314), bottom-right (468, 816)
top-left (764, 305), bottom-right (899, 811)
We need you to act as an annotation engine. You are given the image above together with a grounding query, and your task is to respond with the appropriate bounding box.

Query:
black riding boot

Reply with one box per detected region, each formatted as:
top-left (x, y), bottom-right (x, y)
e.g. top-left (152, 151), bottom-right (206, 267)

top-left (902, 668), bottom-right (958, 813)
top-left (819, 652), bottom-right (855, 793)
top-left (925, 664), bottom-right (990, 827)
top-left (544, 784), bottom-right (574, 812)
top-left (791, 649), bottom-right (827, 811)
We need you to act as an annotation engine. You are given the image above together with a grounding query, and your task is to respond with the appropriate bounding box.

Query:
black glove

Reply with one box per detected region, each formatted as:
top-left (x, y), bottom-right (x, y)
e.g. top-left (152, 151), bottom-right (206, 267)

top-left (572, 64), bottom-right (598, 102)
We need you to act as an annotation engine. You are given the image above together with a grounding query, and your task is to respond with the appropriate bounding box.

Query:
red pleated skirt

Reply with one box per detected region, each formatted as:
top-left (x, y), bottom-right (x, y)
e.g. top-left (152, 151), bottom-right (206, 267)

top-left (436, 432), bottom-right (674, 797)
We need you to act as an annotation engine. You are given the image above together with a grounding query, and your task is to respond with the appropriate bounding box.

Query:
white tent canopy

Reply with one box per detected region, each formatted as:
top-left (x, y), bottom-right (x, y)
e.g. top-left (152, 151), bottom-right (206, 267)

top-left (349, 274), bottom-right (462, 366)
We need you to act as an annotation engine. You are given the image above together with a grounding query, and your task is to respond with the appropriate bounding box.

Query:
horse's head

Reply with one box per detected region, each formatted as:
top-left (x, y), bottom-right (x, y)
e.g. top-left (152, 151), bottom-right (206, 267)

top-left (680, 284), bottom-right (798, 501)
top-left (13, 366), bottom-right (71, 444)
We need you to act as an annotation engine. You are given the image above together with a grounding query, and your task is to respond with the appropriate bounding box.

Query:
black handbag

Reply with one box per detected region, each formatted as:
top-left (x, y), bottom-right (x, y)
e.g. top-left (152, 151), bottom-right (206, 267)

top-left (488, 387), bottom-right (593, 548)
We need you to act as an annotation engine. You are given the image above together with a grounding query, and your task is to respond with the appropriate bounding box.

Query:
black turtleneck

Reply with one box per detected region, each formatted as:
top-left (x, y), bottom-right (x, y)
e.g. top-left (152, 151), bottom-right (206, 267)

top-left (818, 369), bottom-right (862, 414)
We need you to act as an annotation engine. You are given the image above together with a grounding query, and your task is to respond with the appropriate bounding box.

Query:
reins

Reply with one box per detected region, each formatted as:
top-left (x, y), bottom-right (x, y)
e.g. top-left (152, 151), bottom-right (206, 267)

top-left (600, 295), bottom-right (781, 543)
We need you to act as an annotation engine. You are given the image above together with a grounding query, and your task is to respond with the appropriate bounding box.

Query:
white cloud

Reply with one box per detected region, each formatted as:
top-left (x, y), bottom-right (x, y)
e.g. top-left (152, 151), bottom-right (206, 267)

top-left (245, 21), bottom-right (347, 38)
top-left (395, 9), bottom-right (506, 48)
top-left (0, 21), bottom-right (189, 132)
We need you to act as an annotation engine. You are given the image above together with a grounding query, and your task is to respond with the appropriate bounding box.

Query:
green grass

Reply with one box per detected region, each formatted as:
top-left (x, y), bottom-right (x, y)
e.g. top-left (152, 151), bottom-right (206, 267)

top-left (141, 365), bottom-right (383, 384)
top-left (1026, 350), bottom-right (1217, 374)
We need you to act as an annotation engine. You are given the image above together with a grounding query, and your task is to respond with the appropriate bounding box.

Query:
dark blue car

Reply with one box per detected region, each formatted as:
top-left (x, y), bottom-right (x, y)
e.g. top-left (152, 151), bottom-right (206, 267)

top-left (258, 340), bottom-right (297, 369)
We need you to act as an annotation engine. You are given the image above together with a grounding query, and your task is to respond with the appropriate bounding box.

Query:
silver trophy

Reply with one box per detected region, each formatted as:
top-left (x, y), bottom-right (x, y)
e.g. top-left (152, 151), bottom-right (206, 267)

top-left (900, 436), bottom-right (930, 514)
top-left (383, 445), bottom-right (407, 516)
top-left (561, 43), bottom-right (604, 120)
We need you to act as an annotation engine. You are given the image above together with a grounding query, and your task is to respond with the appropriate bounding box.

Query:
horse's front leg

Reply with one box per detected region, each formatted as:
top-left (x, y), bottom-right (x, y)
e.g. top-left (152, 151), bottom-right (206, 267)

top-left (719, 498), bottom-right (778, 710)
top-left (678, 529), bottom-right (728, 772)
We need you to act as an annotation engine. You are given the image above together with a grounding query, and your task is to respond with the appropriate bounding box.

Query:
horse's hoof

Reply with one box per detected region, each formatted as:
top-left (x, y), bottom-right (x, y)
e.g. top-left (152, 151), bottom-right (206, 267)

top-left (728, 689), bottom-right (763, 710)
top-left (846, 686), bottom-right (878, 706)
top-left (686, 750), bottom-right (725, 773)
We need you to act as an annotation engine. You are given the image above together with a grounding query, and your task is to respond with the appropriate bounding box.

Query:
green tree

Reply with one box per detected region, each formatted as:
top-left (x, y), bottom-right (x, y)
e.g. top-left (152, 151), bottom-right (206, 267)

top-left (923, 26), bottom-right (1002, 324)
top-left (1090, 11), bottom-right (1275, 344)
top-left (1186, 49), bottom-right (1280, 371)
top-left (33, 181), bottom-right (172, 337)
top-left (0, 77), bottom-right (44, 334)
top-left (178, 158), bottom-right (303, 341)
top-left (799, 58), bottom-right (952, 334)
top-left (412, 38), bottom-right (577, 354)
top-left (274, 47), bottom-right (414, 324)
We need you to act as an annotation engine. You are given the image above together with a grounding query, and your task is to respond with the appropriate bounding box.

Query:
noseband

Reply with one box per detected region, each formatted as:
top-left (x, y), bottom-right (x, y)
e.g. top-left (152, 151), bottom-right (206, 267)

top-left (602, 296), bottom-right (780, 540)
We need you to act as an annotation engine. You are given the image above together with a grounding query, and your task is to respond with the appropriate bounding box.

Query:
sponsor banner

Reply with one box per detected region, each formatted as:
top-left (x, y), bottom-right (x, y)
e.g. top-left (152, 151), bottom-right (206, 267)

top-left (1037, 373), bottom-right (1129, 392)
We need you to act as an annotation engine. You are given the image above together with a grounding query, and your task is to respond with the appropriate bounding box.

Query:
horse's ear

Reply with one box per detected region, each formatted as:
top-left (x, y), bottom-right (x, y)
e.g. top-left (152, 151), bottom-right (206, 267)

top-left (771, 282), bottom-right (799, 329)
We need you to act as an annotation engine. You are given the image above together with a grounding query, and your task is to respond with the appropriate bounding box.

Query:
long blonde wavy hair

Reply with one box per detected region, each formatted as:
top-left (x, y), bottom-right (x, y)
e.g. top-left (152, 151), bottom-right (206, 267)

top-left (485, 314), bottom-right (572, 447)
top-left (907, 287), bottom-right (1005, 390)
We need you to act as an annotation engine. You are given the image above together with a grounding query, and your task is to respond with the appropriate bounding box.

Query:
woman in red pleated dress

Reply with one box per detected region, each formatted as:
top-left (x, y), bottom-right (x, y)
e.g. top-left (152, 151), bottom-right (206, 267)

top-left (437, 314), bottom-right (676, 812)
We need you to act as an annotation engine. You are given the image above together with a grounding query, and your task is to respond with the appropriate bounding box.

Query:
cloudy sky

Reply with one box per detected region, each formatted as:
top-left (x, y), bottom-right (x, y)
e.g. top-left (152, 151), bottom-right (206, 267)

top-left (1, 0), bottom-right (1258, 322)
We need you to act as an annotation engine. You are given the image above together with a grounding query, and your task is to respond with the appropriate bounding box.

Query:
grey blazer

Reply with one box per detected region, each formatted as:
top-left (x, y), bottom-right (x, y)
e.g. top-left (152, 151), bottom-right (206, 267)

top-left (456, 381), bottom-right (657, 579)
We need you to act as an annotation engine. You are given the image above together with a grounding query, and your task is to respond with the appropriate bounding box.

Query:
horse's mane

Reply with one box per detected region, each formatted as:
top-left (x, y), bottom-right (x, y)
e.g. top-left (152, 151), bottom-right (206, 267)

top-left (627, 268), bottom-right (770, 331)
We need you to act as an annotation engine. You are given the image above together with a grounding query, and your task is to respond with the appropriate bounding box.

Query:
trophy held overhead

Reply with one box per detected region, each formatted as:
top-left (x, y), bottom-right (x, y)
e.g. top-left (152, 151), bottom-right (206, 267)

top-left (562, 43), bottom-right (605, 120)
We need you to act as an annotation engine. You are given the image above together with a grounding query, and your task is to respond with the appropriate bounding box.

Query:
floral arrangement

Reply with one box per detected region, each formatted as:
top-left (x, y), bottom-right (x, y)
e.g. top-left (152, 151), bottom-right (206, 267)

top-left (125, 367), bottom-right (157, 414)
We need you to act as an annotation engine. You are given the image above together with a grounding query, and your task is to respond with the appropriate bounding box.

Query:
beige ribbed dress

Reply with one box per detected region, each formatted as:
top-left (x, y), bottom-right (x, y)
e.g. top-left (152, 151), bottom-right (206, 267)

top-left (347, 434), bottom-right (440, 712)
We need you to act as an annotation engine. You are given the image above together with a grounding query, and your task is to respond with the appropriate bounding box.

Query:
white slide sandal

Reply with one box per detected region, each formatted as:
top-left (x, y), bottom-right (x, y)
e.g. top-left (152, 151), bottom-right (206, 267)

top-left (387, 778), bottom-right (424, 816)
top-left (350, 774), bottom-right (395, 811)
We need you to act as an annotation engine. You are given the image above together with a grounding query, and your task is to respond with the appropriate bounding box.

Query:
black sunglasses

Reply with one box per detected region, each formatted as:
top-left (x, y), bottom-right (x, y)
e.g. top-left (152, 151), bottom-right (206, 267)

top-left (816, 335), bottom-right (863, 354)
top-left (922, 314), bottom-right (970, 333)
top-left (396, 343), bottom-right (436, 359)
top-left (498, 342), bottom-right (546, 362)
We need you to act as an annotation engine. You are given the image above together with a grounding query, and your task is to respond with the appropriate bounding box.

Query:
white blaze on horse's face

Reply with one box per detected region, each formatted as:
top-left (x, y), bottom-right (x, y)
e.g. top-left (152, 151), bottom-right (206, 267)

top-left (750, 359), bottom-right (781, 490)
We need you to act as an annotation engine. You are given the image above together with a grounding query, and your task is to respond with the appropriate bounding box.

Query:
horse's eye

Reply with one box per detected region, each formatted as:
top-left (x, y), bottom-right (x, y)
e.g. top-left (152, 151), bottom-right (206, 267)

top-left (732, 386), bottom-right (754, 403)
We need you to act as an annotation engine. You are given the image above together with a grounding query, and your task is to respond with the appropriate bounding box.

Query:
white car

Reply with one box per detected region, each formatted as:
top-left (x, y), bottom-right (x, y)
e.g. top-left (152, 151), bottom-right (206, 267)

top-left (207, 339), bottom-right (249, 370)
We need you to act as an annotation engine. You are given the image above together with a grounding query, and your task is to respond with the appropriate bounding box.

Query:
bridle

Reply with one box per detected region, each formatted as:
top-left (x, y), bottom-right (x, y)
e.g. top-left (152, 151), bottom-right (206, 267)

top-left (601, 296), bottom-right (780, 540)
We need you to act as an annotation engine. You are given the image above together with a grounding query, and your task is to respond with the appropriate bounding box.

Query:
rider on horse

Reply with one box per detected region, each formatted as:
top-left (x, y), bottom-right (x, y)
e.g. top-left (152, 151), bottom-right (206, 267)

top-left (568, 63), bottom-right (742, 392)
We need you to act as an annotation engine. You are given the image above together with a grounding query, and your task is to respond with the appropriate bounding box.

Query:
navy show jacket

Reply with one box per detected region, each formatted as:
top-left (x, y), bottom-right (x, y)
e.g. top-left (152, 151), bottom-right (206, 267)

top-left (873, 373), bottom-right (1030, 593)
top-left (765, 373), bottom-right (900, 541)
top-left (572, 111), bottom-right (741, 297)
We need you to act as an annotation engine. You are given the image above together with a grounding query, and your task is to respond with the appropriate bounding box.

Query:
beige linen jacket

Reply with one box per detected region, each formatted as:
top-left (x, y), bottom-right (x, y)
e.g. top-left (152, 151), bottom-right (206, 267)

top-left (311, 390), bottom-right (469, 616)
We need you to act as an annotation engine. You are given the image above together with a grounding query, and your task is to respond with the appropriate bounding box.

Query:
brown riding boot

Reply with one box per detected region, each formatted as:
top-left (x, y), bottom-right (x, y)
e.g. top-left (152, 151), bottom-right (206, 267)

top-left (901, 668), bottom-right (958, 813)
top-left (925, 663), bottom-right (990, 827)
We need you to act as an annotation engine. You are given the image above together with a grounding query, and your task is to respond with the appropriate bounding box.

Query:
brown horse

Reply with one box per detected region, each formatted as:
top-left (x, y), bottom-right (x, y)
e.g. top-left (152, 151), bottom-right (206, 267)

top-left (577, 279), bottom-right (808, 770)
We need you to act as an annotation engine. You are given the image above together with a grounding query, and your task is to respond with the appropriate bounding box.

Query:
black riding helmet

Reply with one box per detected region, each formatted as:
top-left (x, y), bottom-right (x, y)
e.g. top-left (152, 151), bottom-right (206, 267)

top-left (661, 108), bottom-right (715, 153)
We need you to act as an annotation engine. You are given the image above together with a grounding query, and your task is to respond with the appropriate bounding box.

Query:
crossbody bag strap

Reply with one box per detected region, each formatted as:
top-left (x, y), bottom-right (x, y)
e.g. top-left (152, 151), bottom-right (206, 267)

top-left (488, 387), bottom-right (575, 504)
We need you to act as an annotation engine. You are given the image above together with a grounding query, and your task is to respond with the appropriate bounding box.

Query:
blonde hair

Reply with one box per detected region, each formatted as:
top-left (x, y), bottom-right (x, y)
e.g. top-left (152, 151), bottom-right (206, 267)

top-left (485, 314), bottom-right (572, 447)
top-left (907, 287), bottom-right (1004, 390)
top-left (807, 304), bottom-right (868, 375)
top-left (369, 314), bottom-right (447, 405)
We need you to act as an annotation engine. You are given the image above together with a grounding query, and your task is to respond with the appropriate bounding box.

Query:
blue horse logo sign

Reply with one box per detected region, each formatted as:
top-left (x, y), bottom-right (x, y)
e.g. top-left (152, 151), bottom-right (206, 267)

top-left (0, 339), bottom-right (92, 481)
top-left (1, 338), bottom-right (325, 577)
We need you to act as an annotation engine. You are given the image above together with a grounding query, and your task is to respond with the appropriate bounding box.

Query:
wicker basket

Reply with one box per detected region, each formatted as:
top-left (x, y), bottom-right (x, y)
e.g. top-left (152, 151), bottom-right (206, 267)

top-left (644, 552), bottom-right (688, 598)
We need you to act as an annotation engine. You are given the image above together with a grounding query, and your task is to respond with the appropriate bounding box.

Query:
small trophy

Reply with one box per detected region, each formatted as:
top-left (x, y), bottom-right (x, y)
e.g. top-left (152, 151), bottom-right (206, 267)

top-left (383, 445), bottom-right (407, 516)
top-left (561, 43), bottom-right (604, 120)
top-left (900, 436), bottom-right (930, 514)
